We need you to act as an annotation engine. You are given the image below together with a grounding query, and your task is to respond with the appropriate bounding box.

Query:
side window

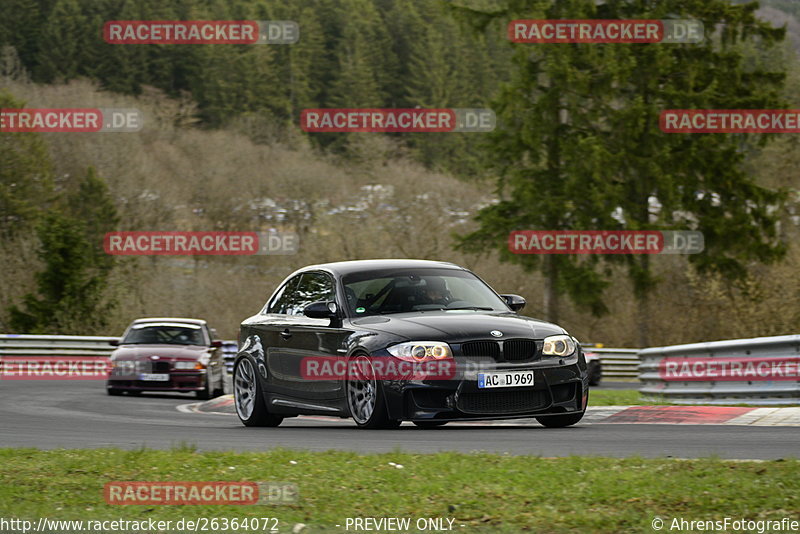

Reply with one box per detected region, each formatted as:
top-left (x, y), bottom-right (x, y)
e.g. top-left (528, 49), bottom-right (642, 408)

top-left (284, 272), bottom-right (335, 316)
top-left (266, 276), bottom-right (302, 314)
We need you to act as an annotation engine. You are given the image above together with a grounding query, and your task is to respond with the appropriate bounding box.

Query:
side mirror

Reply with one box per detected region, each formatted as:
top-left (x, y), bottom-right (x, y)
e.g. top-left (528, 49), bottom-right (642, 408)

top-left (303, 301), bottom-right (338, 319)
top-left (210, 340), bottom-right (223, 348)
top-left (500, 294), bottom-right (526, 312)
top-left (109, 339), bottom-right (119, 347)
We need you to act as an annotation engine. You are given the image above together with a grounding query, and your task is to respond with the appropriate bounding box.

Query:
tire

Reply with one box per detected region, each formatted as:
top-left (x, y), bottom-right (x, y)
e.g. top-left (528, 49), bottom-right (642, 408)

top-left (536, 411), bottom-right (585, 428)
top-left (195, 379), bottom-right (211, 400)
top-left (107, 387), bottom-right (123, 396)
top-left (234, 356), bottom-right (283, 427)
top-left (587, 362), bottom-right (602, 386)
top-left (346, 354), bottom-right (401, 429)
top-left (127, 390), bottom-right (142, 396)
top-left (413, 421), bottom-right (448, 428)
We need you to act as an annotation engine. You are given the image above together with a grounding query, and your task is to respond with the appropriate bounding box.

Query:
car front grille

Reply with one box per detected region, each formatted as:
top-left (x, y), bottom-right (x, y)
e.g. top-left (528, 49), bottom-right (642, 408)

top-left (460, 339), bottom-right (539, 362)
top-left (461, 341), bottom-right (501, 359)
top-left (503, 340), bottom-right (538, 361)
top-left (152, 361), bottom-right (171, 373)
top-left (457, 390), bottom-right (549, 414)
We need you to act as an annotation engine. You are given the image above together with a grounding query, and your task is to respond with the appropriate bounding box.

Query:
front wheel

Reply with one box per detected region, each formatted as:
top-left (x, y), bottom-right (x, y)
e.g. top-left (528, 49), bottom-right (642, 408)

top-left (346, 354), bottom-right (400, 429)
top-left (234, 356), bottom-right (283, 427)
top-left (536, 411), bottom-right (585, 428)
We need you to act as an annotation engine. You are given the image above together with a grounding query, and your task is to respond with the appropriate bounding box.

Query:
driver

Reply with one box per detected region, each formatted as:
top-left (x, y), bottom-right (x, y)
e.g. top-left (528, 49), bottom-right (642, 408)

top-left (420, 277), bottom-right (450, 305)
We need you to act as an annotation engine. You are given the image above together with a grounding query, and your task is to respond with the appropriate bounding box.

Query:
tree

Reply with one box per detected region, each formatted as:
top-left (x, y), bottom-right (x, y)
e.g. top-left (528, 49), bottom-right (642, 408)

top-left (0, 92), bottom-right (55, 236)
top-left (456, 0), bottom-right (788, 343)
top-left (597, 0), bottom-right (787, 346)
top-left (7, 167), bottom-right (119, 334)
top-left (457, 0), bottom-right (624, 322)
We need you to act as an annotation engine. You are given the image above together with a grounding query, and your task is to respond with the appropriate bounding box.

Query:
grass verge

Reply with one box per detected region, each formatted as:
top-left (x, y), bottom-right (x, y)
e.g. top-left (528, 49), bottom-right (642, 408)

top-left (0, 449), bottom-right (798, 533)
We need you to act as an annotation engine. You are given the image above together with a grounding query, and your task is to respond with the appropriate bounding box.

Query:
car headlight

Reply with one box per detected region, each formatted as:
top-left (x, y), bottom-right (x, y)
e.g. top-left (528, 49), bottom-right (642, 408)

top-left (174, 361), bottom-right (203, 370)
top-left (542, 335), bottom-right (576, 357)
top-left (387, 341), bottom-right (453, 362)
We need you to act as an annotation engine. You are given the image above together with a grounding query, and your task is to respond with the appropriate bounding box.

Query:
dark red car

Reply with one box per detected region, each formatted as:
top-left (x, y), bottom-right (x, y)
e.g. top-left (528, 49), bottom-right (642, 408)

top-left (106, 318), bottom-right (226, 399)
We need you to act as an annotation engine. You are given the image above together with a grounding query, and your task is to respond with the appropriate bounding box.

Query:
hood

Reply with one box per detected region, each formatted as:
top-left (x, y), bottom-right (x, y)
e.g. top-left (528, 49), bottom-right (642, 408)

top-left (352, 311), bottom-right (566, 343)
top-left (111, 344), bottom-right (210, 361)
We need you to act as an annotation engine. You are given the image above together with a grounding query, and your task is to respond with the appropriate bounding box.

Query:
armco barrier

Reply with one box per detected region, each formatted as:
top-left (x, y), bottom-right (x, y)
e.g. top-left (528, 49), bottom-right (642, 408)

top-left (639, 335), bottom-right (800, 405)
top-left (0, 334), bottom-right (240, 371)
top-left (1, 335), bottom-right (638, 379)
top-left (0, 334), bottom-right (118, 359)
top-left (584, 347), bottom-right (640, 378)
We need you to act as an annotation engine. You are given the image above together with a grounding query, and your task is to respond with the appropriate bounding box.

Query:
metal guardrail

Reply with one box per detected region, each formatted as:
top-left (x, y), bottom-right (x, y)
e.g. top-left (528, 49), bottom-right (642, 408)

top-left (1, 336), bottom-right (640, 379)
top-left (584, 347), bottom-right (640, 378)
top-left (0, 334), bottom-right (119, 358)
top-left (639, 335), bottom-right (800, 405)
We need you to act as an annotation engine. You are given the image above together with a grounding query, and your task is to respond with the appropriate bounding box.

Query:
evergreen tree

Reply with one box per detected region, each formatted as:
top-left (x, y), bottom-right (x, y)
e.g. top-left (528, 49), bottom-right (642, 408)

top-left (7, 167), bottom-right (119, 334)
top-left (0, 92), bottom-right (55, 236)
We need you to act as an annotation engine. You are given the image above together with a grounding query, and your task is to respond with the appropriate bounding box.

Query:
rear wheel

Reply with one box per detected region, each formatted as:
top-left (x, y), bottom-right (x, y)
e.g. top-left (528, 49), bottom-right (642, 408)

top-left (234, 356), bottom-right (283, 427)
top-left (107, 387), bottom-right (122, 396)
top-left (346, 354), bottom-right (400, 429)
top-left (413, 421), bottom-right (447, 429)
top-left (536, 411), bottom-right (585, 428)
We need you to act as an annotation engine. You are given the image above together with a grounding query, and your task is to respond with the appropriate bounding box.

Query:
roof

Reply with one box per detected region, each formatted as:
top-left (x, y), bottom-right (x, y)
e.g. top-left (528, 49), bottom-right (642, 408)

top-left (131, 317), bottom-right (207, 325)
top-left (296, 259), bottom-right (464, 277)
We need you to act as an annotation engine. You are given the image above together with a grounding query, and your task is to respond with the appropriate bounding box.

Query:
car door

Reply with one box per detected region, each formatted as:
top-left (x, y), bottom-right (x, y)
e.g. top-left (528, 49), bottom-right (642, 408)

top-left (241, 274), bottom-right (303, 398)
top-left (275, 271), bottom-right (349, 401)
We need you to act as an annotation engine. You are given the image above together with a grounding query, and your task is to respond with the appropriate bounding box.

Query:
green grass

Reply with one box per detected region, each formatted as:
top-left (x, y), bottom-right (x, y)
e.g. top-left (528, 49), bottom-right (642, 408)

top-left (589, 389), bottom-right (664, 406)
top-left (1, 449), bottom-right (798, 533)
top-left (588, 389), bottom-right (800, 407)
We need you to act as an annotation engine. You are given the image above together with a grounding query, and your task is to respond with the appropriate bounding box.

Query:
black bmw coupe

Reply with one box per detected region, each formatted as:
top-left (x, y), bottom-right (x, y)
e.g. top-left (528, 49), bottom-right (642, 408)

top-left (233, 260), bottom-right (589, 429)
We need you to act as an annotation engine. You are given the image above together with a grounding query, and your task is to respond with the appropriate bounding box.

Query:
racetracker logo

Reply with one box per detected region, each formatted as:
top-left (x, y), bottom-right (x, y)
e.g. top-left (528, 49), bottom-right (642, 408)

top-left (301, 356), bottom-right (457, 381)
top-left (104, 481), bottom-right (298, 505)
top-left (660, 356), bottom-right (800, 381)
top-left (508, 231), bottom-right (704, 254)
top-left (103, 21), bottom-right (299, 44)
top-left (508, 19), bottom-right (703, 44)
top-left (0, 108), bottom-right (142, 132)
top-left (661, 110), bottom-right (800, 133)
top-left (300, 108), bottom-right (495, 132)
top-left (0, 357), bottom-right (110, 380)
top-left (103, 231), bottom-right (299, 255)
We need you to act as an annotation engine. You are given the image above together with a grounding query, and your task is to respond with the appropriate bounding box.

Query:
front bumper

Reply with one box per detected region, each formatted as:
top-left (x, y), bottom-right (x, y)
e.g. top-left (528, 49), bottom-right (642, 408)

top-left (107, 371), bottom-right (207, 392)
top-left (379, 355), bottom-right (588, 421)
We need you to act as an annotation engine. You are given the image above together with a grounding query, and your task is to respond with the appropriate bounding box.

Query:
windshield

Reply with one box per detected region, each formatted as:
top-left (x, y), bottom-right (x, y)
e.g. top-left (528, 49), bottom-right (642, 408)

top-left (342, 268), bottom-right (509, 317)
top-left (121, 324), bottom-right (206, 346)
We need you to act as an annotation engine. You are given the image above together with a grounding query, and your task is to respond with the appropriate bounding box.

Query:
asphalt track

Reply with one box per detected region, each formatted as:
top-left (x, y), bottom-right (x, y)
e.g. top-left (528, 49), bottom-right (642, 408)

top-left (1, 380), bottom-right (798, 459)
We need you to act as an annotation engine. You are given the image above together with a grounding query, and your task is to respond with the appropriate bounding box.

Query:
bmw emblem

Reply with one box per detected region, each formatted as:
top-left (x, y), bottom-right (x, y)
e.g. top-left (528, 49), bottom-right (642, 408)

top-left (490, 330), bottom-right (503, 338)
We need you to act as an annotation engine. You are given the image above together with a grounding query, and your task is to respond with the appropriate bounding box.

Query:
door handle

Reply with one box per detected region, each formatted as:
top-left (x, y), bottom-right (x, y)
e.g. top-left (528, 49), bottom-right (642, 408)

top-left (280, 329), bottom-right (292, 340)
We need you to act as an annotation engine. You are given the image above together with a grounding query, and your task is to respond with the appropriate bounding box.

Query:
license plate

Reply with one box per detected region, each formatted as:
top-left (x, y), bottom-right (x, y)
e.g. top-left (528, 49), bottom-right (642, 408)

top-left (139, 373), bottom-right (169, 381)
top-left (477, 370), bottom-right (534, 389)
